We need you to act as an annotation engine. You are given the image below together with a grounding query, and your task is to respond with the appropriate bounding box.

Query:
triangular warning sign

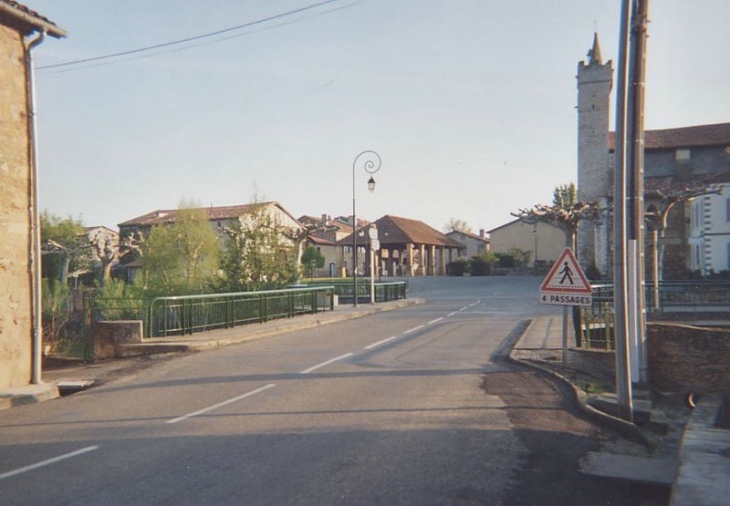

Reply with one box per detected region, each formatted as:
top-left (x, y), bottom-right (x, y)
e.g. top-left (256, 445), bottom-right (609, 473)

top-left (540, 248), bottom-right (592, 294)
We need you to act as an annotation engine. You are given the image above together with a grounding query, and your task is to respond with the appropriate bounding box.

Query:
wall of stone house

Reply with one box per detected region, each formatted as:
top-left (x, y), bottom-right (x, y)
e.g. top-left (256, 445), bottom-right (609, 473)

top-left (647, 323), bottom-right (730, 394)
top-left (0, 25), bottom-right (32, 389)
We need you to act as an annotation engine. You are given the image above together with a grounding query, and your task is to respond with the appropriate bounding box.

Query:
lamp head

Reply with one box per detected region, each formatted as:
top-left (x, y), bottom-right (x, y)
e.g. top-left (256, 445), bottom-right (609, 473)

top-left (367, 176), bottom-right (376, 193)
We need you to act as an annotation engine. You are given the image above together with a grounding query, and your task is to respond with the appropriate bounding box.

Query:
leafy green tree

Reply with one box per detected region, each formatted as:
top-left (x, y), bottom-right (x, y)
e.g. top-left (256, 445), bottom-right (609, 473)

top-left (301, 246), bottom-right (325, 280)
top-left (552, 182), bottom-right (577, 208)
top-left (217, 203), bottom-right (298, 292)
top-left (141, 206), bottom-right (220, 296)
top-left (41, 211), bottom-right (93, 284)
top-left (507, 247), bottom-right (532, 268)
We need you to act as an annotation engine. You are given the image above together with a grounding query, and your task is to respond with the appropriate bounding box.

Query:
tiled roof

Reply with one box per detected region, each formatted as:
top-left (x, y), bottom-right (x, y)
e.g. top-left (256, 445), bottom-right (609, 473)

top-left (0, 0), bottom-right (66, 37)
top-left (609, 122), bottom-right (730, 151)
top-left (338, 215), bottom-right (465, 249)
top-left (604, 171), bottom-right (730, 198)
top-left (118, 202), bottom-right (298, 228)
top-left (447, 229), bottom-right (489, 243)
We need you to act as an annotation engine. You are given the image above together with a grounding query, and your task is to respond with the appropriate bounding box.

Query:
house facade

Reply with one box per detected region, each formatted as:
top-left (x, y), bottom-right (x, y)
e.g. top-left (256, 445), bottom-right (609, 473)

top-left (688, 183), bottom-right (730, 275)
top-left (0, 1), bottom-right (65, 390)
top-left (576, 34), bottom-right (730, 277)
top-left (298, 214), bottom-right (352, 278)
top-left (488, 219), bottom-right (565, 269)
top-left (446, 229), bottom-right (490, 259)
top-left (118, 202), bottom-right (303, 281)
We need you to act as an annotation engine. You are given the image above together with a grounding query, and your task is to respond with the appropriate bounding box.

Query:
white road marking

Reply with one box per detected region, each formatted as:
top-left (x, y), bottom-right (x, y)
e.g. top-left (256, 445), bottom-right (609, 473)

top-left (364, 336), bottom-right (398, 350)
top-left (447, 311), bottom-right (457, 317)
top-left (427, 317), bottom-right (444, 325)
top-left (300, 353), bottom-right (353, 374)
top-left (402, 325), bottom-right (424, 334)
top-left (0, 446), bottom-right (99, 481)
top-left (166, 384), bottom-right (276, 424)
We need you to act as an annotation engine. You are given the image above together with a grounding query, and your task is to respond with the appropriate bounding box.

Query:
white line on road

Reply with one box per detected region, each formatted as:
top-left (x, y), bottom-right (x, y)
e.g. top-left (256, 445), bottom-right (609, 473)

top-left (364, 336), bottom-right (398, 350)
top-left (300, 353), bottom-right (353, 374)
top-left (447, 311), bottom-right (457, 317)
top-left (166, 383), bottom-right (276, 424)
top-left (0, 446), bottom-right (99, 481)
top-left (427, 317), bottom-right (444, 325)
top-left (402, 325), bottom-right (424, 334)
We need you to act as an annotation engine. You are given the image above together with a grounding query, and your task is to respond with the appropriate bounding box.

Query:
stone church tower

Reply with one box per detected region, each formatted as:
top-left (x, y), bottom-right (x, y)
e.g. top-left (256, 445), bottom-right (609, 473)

top-left (576, 34), bottom-right (613, 275)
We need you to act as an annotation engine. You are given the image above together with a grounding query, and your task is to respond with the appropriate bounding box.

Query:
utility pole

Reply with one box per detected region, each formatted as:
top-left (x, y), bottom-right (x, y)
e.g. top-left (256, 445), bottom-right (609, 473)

top-left (613, 0), bottom-right (650, 422)
top-left (613, 0), bottom-right (634, 423)
top-left (626, 0), bottom-right (650, 384)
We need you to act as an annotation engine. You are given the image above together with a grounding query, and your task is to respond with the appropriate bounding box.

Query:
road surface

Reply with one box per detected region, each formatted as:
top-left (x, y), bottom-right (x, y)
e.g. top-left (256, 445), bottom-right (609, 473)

top-left (0, 277), bottom-right (645, 505)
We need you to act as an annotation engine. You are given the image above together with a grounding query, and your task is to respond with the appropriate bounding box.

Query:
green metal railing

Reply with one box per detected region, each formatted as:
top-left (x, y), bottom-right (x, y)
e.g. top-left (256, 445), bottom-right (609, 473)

top-left (305, 279), bottom-right (408, 304)
top-left (577, 281), bottom-right (730, 350)
top-left (148, 287), bottom-right (334, 337)
top-left (88, 286), bottom-right (335, 338)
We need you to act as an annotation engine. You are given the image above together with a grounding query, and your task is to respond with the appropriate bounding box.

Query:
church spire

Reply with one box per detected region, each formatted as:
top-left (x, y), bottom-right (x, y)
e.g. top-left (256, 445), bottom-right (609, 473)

top-left (588, 32), bottom-right (603, 65)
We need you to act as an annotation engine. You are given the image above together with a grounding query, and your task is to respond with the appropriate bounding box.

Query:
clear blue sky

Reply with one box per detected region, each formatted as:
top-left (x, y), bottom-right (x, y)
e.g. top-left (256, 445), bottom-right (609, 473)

top-left (28, 0), bottom-right (730, 232)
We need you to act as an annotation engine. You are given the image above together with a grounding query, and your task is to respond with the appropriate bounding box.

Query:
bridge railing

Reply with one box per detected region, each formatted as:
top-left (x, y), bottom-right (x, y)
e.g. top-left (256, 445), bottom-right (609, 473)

top-left (147, 287), bottom-right (335, 337)
top-left (577, 280), bottom-right (730, 349)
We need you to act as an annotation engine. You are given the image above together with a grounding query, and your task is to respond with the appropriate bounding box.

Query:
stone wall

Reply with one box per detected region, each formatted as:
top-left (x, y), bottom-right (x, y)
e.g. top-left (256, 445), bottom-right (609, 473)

top-left (0, 25), bottom-right (32, 389)
top-left (94, 321), bottom-right (144, 360)
top-left (647, 323), bottom-right (730, 394)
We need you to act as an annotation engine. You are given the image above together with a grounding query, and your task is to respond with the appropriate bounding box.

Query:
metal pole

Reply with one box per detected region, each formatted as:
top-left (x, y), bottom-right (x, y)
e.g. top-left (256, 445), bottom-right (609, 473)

top-left (352, 159), bottom-right (358, 307)
top-left (351, 151), bottom-right (381, 307)
top-left (613, 0), bottom-right (634, 422)
top-left (626, 0), bottom-right (650, 383)
top-left (370, 246), bottom-right (375, 304)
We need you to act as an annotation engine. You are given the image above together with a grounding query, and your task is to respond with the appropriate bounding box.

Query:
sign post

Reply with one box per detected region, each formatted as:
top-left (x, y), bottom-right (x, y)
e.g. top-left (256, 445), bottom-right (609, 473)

top-left (539, 248), bottom-right (593, 367)
top-left (368, 226), bottom-right (379, 304)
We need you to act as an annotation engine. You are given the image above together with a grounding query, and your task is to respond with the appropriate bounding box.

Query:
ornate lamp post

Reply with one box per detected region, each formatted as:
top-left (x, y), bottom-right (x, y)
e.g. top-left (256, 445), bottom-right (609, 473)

top-left (352, 150), bottom-right (381, 307)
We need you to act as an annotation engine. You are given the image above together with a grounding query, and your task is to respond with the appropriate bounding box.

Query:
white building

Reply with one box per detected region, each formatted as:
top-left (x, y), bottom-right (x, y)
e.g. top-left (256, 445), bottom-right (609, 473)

top-left (689, 184), bottom-right (730, 275)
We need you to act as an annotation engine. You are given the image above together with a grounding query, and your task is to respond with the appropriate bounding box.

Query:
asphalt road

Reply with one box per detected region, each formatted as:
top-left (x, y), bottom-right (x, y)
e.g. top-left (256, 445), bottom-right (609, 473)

top-left (0, 277), bottom-right (645, 505)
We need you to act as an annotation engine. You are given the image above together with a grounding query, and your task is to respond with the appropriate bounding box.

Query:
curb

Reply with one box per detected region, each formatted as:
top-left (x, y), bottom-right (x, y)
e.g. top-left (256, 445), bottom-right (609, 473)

top-left (508, 318), bottom-right (650, 446)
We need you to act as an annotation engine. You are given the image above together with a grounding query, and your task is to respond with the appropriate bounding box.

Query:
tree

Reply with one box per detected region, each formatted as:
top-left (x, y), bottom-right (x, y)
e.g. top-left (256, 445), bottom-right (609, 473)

top-left (88, 229), bottom-right (119, 289)
top-left (512, 183), bottom-right (597, 251)
top-left (443, 218), bottom-right (473, 234)
top-left (141, 205), bottom-right (220, 296)
top-left (553, 182), bottom-right (577, 208)
top-left (644, 178), bottom-right (723, 305)
top-left (301, 246), bottom-right (325, 280)
top-left (41, 211), bottom-right (93, 284)
top-left (217, 203), bottom-right (298, 292)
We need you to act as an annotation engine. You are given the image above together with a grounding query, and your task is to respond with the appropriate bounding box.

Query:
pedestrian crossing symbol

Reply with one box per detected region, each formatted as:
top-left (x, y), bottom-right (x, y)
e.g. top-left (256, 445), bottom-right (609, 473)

top-left (539, 248), bottom-right (592, 306)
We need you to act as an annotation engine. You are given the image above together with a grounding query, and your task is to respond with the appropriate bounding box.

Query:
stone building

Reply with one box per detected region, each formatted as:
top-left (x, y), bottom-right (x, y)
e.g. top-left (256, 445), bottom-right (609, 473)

top-left (0, 1), bottom-right (65, 391)
top-left (576, 34), bottom-right (730, 278)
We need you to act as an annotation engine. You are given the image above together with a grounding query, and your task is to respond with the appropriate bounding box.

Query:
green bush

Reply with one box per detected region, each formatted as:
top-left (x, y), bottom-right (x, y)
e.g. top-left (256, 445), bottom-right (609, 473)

top-left (446, 258), bottom-right (470, 276)
top-left (470, 256), bottom-right (492, 276)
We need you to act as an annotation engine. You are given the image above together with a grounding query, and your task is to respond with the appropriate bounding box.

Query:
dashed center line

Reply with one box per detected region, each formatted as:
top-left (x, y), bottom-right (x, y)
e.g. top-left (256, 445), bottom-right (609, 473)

top-left (403, 324), bottom-right (425, 334)
top-left (364, 336), bottom-right (398, 350)
top-left (166, 383), bottom-right (276, 424)
top-left (0, 446), bottom-right (99, 481)
top-left (300, 353), bottom-right (354, 374)
top-left (428, 317), bottom-right (444, 325)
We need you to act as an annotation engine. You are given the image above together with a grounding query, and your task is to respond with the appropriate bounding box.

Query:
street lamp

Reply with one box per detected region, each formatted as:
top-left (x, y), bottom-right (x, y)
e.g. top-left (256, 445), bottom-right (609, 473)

top-left (352, 150), bottom-right (381, 307)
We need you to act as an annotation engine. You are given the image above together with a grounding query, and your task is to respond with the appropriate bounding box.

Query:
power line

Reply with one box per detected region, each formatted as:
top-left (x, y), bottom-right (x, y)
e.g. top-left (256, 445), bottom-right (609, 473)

top-left (38, 0), bottom-right (343, 71)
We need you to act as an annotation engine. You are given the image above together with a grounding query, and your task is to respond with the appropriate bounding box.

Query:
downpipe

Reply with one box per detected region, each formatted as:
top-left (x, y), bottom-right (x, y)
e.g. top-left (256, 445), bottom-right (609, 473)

top-left (25, 30), bottom-right (46, 384)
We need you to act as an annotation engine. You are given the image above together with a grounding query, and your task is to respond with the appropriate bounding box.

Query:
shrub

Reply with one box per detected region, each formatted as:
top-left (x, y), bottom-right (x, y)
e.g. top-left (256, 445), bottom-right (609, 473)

top-left (446, 258), bottom-right (471, 276)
